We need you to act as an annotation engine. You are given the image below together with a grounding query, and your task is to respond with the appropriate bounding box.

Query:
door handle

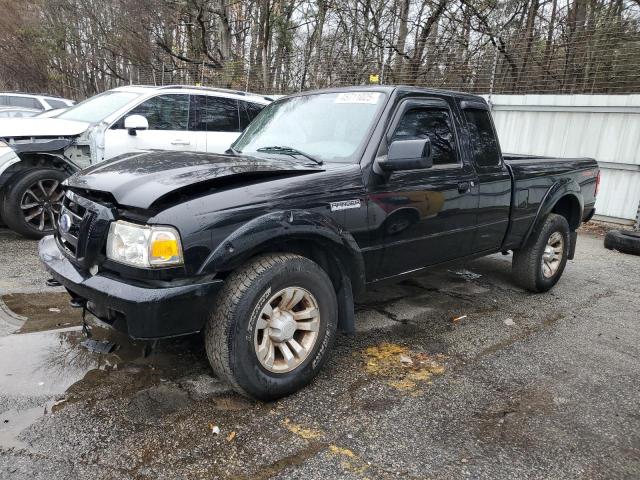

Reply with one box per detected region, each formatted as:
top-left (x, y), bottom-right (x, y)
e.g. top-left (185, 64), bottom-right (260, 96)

top-left (171, 139), bottom-right (191, 146)
top-left (458, 181), bottom-right (471, 193)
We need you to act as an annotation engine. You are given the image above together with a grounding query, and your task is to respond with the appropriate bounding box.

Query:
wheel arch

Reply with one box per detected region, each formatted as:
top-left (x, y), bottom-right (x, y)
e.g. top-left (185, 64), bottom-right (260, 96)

top-left (0, 152), bottom-right (75, 191)
top-left (198, 210), bottom-right (366, 296)
top-left (522, 180), bottom-right (584, 247)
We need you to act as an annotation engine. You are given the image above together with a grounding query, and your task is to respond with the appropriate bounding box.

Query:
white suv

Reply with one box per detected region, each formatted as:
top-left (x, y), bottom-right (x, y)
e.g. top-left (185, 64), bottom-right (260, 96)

top-left (0, 85), bottom-right (272, 238)
top-left (0, 92), bottom-right (75, 110)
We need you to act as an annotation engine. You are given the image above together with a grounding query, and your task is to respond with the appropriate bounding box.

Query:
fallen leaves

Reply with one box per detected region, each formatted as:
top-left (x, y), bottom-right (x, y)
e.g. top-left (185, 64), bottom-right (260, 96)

top-left (328, 444), bottom-right (368, 474)
top-left (282, 417), bottom-right (323, 440)
top-left (361, 343), bottom-right (446, 392)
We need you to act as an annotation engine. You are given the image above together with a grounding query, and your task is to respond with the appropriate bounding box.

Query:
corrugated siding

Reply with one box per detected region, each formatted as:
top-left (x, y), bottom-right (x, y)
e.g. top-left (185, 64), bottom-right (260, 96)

top-left (485, 94), bottom-right (640, 221)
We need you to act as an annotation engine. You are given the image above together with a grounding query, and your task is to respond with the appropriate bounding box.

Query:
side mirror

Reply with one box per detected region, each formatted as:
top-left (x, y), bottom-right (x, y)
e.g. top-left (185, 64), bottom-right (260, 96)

top-left (124, 115), bottom-right (149, 136)
top-left (376, 138), bottom-right (433, 172)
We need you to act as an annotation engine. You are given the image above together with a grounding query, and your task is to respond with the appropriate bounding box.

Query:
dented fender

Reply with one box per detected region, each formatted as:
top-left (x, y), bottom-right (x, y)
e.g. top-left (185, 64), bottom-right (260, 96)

top-left (0, 142), bottom-right (21, 177)
top-left (198, 209), bottom-right (366, 293)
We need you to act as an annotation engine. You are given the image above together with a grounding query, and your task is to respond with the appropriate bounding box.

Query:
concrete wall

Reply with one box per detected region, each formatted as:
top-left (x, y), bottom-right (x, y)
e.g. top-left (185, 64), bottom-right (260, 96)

top-left (486, 94), bottom-right (640, 223)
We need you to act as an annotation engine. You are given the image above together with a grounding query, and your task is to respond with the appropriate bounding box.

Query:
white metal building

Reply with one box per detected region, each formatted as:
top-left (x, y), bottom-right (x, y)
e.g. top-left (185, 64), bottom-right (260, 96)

top-left (487, 94), bottom-right (640, 224)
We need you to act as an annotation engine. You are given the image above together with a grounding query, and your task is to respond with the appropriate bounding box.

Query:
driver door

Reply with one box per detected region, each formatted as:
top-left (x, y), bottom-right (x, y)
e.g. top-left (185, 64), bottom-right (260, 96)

top-left (103, 94), bottom-right (195, 160)
top-left (368, 97), bottom-right (479, 280)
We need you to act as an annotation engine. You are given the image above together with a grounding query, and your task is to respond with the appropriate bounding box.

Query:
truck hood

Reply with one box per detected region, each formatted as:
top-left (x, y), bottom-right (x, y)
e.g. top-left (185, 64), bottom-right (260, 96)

top-left (66, 150), bottom-right (325, 210)
top-left (0, 117), bottom-right (90, 137)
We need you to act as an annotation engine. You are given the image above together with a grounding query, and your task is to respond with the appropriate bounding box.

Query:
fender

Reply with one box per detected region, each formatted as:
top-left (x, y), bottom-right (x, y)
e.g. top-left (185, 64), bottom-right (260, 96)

top-left (0, 142), bottom-right (21, 178)
top-left (198, 209), bottom-right (366, 294)
top-left (521, 178), bottom-right (584, 247)
top-left (0, 141), bottom-right (79, 186)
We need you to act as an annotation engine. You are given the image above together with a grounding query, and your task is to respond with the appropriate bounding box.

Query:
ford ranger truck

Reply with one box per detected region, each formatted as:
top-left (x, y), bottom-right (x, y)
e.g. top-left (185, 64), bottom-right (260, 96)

top-left (39, 86), bottom-right (599, 400)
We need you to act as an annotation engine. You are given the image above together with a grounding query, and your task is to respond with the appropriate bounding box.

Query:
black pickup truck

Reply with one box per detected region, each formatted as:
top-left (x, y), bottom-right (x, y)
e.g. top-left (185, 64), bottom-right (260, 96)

top-left (39, 86), bottom-right (599, 400)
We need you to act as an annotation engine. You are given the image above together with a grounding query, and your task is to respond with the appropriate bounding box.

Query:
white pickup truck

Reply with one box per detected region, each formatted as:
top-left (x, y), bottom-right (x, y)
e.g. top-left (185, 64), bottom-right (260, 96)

top-left (0, 85), bottom-right (271, 238)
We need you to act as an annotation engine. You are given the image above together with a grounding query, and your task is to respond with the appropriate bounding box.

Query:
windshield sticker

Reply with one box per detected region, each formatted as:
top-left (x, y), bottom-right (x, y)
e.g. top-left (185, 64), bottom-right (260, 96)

top-left (334, 92), bottom-right (381, 104)
top-left (330, 199), bottom-right (361, 212)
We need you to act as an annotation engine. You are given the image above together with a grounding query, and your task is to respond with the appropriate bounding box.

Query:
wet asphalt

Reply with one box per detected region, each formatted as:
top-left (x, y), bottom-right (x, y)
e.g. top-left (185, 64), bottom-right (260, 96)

top-left (0, 226), bottom-right (638, 479)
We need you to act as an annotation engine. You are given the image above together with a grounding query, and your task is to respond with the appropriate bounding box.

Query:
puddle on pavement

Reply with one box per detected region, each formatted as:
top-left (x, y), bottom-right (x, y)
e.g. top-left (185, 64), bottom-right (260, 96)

top-left (1, 292), bottom-right (82, 333)
top-left (0, 291), bottom-right (210, 449)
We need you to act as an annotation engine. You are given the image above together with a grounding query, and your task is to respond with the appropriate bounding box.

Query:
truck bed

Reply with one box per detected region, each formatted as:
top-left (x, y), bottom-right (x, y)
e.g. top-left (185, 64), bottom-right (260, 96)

top-left (502, 154), bottom-right (599, 249)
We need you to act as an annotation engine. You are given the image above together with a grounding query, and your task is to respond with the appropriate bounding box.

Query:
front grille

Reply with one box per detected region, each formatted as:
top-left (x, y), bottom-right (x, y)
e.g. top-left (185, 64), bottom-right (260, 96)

top-left (58, 195), bottom-right (87, 255)
top-left (56, 190), bottom-right (114, 268)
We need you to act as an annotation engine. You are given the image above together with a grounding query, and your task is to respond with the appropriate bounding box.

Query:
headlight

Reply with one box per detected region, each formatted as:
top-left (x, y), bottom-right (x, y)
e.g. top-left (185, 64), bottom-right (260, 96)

top-left (106, 221), bottom-right (183, 268)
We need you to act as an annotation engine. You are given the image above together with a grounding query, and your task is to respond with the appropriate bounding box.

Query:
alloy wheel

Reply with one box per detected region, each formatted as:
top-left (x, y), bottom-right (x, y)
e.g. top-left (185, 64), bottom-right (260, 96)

top-left (253, 286), bottom-right (320, 373)
top-left (20, 179), bottom-right (64, 232)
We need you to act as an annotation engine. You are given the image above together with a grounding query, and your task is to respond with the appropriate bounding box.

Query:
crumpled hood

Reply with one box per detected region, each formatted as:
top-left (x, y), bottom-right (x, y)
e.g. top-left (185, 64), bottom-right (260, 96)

top-left (0, 117), bottom-right (90, 137)
top-left (66, 150), bottom-right (325, 209)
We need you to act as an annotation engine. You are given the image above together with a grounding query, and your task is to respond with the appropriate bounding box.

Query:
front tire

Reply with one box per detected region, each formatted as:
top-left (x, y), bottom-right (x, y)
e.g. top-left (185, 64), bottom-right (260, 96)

top-left (512, 213), bottom-right (570, 293)
top-left (205, 253), bottom-right (338, 400)
top-left (1, 168), bottom-right (67, 239)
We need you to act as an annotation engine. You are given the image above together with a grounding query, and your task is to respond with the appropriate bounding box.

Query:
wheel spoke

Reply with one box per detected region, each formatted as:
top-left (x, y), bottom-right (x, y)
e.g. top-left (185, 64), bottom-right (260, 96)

top-left (257, 337), bottom-right (275, 369)
top-left (52, 190), bottom-right (65, 202)
top-left (256, 316), bottom-right (269, 330)
top-left (25, 189), bottom-right (42, 202)
top-left (287, 338), bottom-right (306, 358)
top-left (48, 210), bottom-right (56, 229)
top-left (37, 181), bottom-right (48, 197)
top-left (20, 202), bottom-right (39, 210)
top-left (261, 302), bottom-right (273, 319)
top-left (279, 288), bottom-right (304, 310)
top-left (38, 211), bottom-right (45, 230)
top-left (278, 342), bottom-right (296, 369)
top-left (24, 208), bottom-right (43, 222)
top-left (295, 318), bottom-right (320, 332)
top-left (292, 306), bottom-right (318, 321)
top-left (543, 262), bottom-right (552, 277)
top-left (47, 181), bottom-right (59, 196)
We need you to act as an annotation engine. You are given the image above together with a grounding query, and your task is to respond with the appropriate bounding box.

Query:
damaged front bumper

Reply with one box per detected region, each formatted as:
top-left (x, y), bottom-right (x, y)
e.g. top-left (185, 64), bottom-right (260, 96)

top-left (38, 235), bottom-right (224, 339)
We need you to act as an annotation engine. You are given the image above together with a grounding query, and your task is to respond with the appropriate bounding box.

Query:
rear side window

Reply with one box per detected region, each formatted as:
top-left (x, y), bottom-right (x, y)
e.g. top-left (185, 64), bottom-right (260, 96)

top-left (46, 98), bottom-right (68, 109)
top-left (464, 109), bottom-right (501, 167)
top-left (392, 107), bottom-right (458, 166)
top-left (189, 95), bottom-right (239, 132)
top-left (118, 94), bottom-right (189, 130)
top-left (5, 95), bottom-right (41, 109)
top-left (239, 101), bottom-right (265, 129)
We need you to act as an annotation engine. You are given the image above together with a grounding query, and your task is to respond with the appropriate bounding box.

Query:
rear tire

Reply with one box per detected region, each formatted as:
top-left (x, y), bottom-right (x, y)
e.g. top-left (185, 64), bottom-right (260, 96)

top-left (204, 253), bottom-right (338, 400)
top-left (512, 213), bottom-right (570, 293)
top-left (1, 168), bottom-right (67, 239)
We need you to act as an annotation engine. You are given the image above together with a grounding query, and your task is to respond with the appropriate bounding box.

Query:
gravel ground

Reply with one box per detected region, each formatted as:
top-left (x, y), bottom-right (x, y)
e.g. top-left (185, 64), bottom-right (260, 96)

top-left (0, 227), bottom-right (638, 479)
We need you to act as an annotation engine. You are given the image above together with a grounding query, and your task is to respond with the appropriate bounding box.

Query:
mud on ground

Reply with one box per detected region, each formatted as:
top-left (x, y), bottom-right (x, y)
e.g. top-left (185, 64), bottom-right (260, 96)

top-left (0, 227), bottom-right (639, 479)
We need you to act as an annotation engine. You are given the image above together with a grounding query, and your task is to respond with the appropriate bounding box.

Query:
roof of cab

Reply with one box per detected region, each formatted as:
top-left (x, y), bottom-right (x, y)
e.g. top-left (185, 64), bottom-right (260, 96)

top-left (275, 84), bottom-right (486, 103)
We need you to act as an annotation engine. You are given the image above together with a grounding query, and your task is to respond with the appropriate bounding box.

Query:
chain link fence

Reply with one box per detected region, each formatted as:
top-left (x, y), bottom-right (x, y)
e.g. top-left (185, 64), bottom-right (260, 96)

top-left (117, 26), bottom-right (640, 96)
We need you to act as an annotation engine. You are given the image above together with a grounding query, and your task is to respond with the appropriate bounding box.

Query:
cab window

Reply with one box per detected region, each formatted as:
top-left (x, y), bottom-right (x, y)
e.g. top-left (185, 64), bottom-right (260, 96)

top-left (391, 107), bottom-right (458, 166)
top-left (464, 109), bottom-right (501, 167)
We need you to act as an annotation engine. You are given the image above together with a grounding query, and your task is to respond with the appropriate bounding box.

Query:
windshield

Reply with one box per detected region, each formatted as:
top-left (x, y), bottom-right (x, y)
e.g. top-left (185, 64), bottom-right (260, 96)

top-left (58, 91), bottom-right (142, 123)
top-left (233, 91), bottom-right (387, 163)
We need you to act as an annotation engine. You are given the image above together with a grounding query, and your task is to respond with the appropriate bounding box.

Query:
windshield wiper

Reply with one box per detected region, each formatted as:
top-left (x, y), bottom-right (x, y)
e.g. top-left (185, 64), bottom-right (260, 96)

top-left (256, 146), bottom-right (323, 165)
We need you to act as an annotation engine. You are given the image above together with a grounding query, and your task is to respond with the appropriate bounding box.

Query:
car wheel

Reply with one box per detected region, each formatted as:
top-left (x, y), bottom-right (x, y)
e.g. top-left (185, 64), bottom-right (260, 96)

top-left (604, 230), bottom-right (640, 256)
top-left (204, 253), bottom-right (338, 400)
top-left (512, 213), bottom-right (570, 293)
top-left (1, 168), bottom-right (67, 239)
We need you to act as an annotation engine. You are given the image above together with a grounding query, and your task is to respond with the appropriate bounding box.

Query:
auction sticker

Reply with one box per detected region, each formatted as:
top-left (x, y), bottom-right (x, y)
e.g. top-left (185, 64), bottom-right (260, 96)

top-left (335, 92), bottom-right (381, 104)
